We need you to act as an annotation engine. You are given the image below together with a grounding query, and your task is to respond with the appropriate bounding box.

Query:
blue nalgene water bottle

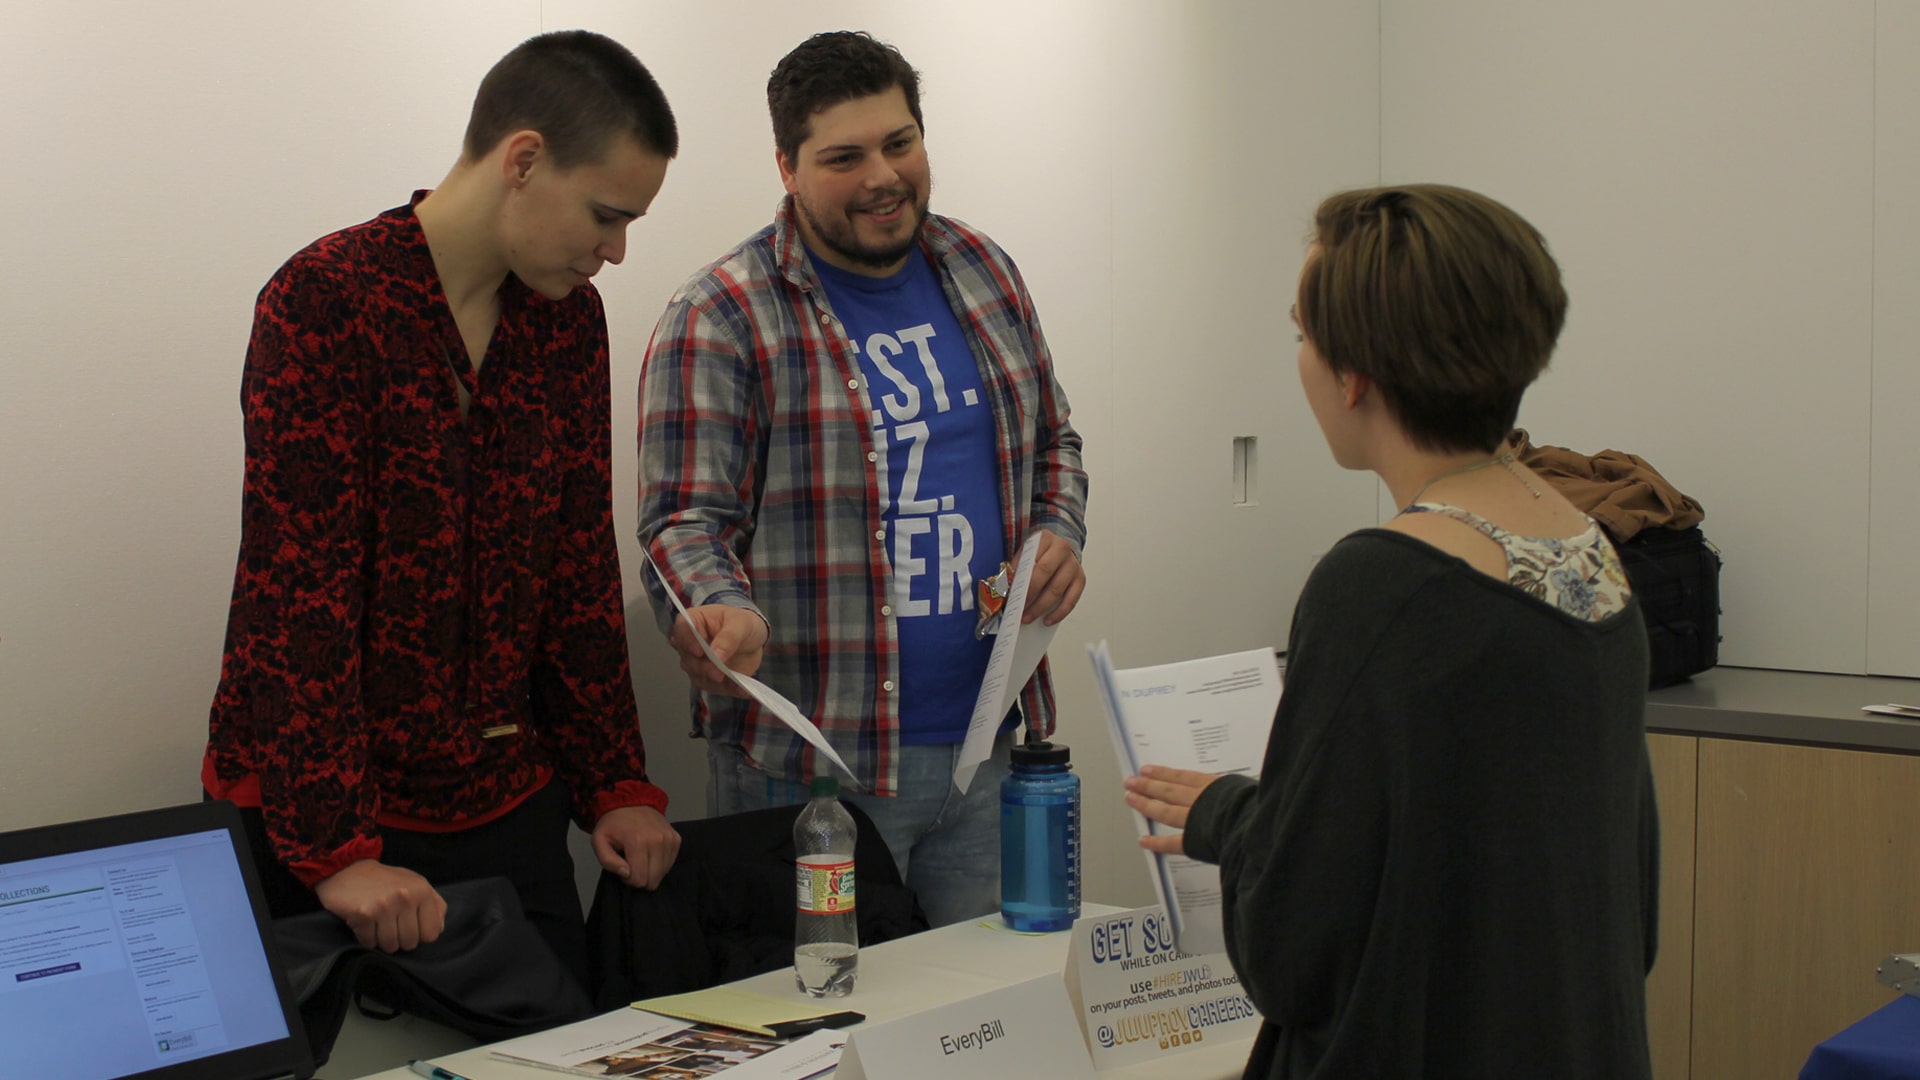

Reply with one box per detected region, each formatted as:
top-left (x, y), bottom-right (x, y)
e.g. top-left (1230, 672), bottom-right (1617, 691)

top-left (1000, 739), bottom-right (1081, 931)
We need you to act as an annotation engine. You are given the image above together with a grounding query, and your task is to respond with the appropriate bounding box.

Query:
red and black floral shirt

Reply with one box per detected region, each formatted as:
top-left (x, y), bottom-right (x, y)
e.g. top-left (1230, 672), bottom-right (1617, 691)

top-left (204, 193), bottom-right (665, 886)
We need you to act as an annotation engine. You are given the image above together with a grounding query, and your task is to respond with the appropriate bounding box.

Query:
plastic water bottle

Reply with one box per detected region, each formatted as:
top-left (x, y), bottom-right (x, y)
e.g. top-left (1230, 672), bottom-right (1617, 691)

top-left (1000, 739), bottom-right (1081, 932)
top-left (793, 776), bottom-right (858, 996)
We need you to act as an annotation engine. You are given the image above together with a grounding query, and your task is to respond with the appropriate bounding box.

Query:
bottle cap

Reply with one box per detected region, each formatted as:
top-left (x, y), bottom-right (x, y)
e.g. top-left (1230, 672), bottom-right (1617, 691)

top-left (1011, 740), bottom-right (1070, 766)
top-left (809, 776), bottom-right (839, 797)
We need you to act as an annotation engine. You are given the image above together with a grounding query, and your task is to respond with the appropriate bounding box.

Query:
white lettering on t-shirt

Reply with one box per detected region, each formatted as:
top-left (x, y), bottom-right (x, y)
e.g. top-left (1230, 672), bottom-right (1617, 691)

top-left (866, 331), bottom-right (921, 422)
top-left (893, 517), bottom-right (932, 617)
top-left (897, 323), bottom-right (951, 413)
top-left (936, 512), bottom-right (976, 615)
top-left (858, 321), bottom-right (989, 620)
top-left (895, 421), bottom-right (937, 515)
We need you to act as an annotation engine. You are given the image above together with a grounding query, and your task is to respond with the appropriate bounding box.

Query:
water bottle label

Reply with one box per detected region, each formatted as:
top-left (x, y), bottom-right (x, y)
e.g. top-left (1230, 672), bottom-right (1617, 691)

top-left (795, 854), bottom-right (856, 914)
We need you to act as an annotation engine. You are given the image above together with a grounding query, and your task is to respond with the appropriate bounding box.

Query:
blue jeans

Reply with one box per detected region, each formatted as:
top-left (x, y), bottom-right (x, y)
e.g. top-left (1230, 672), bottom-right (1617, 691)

top-left (706, 728), bottom-right (1013, 927)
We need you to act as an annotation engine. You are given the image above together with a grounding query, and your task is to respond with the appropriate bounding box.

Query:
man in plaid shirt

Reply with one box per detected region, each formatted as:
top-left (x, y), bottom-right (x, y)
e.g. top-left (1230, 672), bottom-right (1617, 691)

top-left (637, 31), bottom-right (1088, 925)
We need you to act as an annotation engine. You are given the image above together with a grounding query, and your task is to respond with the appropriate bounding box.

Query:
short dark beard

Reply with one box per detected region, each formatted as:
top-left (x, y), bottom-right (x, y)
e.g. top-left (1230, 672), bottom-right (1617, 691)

top-left (797, 194), bottom-right (929, 271)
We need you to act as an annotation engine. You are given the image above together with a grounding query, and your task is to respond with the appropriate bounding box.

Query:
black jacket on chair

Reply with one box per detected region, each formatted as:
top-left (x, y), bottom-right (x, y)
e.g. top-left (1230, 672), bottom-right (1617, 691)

top-left (587, 801), bottom-right (930, 1008)
top-left (274, 877), bottom-right (592, 1065)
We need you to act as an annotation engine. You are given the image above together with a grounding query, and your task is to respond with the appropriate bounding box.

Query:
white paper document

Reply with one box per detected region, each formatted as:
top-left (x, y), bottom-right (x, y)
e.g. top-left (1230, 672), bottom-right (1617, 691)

top-left (643, 550), bottom-right (856, 784)
top-left (1088, 641), bottom-right (1281, 956)
top-left (488, 1007), bottom-right (843, 1078)
top-left (953, 531), bottom-right (1055, 793)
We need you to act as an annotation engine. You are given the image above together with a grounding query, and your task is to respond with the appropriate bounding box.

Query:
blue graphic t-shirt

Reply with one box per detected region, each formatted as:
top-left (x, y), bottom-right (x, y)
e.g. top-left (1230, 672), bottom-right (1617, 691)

top-left (811, 250), bottom-right (1007, 745)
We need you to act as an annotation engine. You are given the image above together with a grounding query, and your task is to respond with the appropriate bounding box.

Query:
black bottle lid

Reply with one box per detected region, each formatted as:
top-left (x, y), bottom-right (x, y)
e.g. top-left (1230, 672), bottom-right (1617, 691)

top-left (1011, 739), bottom-right (1071, 766)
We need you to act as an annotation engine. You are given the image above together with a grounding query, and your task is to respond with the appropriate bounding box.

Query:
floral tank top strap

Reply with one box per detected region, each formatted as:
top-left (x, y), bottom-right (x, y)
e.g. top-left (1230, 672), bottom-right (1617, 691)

top-left (1403, 502), bottom-right (1633, 622)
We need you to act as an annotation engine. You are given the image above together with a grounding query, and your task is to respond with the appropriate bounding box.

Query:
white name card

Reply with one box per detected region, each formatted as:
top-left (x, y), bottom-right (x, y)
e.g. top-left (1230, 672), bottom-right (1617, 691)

top-left (1066, 905), bottom-right (1263, 1071)
top-left (835, 973), bottom-right (1094, 1080)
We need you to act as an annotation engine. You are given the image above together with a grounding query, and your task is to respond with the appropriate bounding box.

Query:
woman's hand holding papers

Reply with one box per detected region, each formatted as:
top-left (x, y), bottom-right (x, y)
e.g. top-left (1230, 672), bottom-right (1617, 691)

top-left (1123, 765), bottom-right (1221, 855)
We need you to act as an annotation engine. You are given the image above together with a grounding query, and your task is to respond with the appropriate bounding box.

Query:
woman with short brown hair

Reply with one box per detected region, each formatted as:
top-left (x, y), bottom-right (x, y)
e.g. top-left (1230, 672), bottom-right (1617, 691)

top-left (1126, 185), bottom-right (1658, 1079)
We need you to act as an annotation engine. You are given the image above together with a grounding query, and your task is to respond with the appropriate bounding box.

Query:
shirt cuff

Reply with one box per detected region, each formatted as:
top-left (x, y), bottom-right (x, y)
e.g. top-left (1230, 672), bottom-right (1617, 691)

top-left (289, 834), bottom-right (386, 889)
top-left (587, 779), bottom-right (671, 824)
top-left (702, 592), bottom-right (769, 636)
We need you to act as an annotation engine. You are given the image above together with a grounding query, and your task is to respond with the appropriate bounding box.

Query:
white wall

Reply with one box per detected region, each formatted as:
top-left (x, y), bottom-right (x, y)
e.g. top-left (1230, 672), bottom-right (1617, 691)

top-left (0, 0), bottom-right (540, 823)
top-left (1084, 0), bottom-right (1380, 904)
top-left (1382, 0), bottom-right (1898, 675)
top-left (0, 1), bottom-right (1379, 913)
top-left (1871, 1), bottom-right (1920, 676)
top-left (2, 0), bottom-right (1913, 914)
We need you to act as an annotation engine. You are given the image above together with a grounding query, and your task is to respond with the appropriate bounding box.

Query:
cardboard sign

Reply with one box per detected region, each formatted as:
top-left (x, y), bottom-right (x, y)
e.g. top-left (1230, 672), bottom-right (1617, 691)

top-left (835, 973), bottom-right (1094, 1080)
top-left (1065, 905), bottom-right (1263, 1071)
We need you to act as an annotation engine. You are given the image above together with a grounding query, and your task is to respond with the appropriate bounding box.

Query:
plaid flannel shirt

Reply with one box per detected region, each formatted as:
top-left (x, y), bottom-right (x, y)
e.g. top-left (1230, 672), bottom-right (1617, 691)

top-left (637, 199), bottom-right (1088, 795)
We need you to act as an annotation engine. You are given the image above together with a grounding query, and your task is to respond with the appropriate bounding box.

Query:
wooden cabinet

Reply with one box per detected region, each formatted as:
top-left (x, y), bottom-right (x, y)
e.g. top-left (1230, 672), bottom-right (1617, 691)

top-left (1646, 733), bottom-right (1696, 1080)
top-left (1646, 734), bottom-right (1920, 1079)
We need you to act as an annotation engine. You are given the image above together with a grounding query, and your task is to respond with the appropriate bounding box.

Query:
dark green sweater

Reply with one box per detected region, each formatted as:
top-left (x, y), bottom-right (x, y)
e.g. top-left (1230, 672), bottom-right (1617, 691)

top-left (1186, 531), bottom-right (1658, 1079)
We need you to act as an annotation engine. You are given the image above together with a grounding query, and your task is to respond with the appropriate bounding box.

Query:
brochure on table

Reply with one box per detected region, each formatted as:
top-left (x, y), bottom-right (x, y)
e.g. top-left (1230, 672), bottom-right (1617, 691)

top-left (486, 1007), bottom-right (843, 1078)
top-left (1065, 904), bottom-right (1264, 1072)
top-left (1087, 642), bottom-right (1280, 956)
top-left (835, 972), bottom-right (1094, 1080)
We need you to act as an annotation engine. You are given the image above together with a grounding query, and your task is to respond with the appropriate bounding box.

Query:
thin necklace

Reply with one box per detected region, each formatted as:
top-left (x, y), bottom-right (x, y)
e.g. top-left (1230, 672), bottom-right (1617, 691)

top-left (1402, 451), bottom-right (1544, 511)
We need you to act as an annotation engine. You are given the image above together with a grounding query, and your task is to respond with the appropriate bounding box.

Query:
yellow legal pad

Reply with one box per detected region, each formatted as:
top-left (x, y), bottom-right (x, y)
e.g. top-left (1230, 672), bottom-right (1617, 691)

top-left (631, 987), bottom-right (860, 1039)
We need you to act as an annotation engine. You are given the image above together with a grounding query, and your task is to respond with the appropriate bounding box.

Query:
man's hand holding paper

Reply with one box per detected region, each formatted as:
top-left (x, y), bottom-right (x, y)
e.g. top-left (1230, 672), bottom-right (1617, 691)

top-left (669, 605), bottom-right (768, 697)
top-left (1021, 528), bottom-right (1085, 626)
top-left (645, 550), bottom-right (856, 783)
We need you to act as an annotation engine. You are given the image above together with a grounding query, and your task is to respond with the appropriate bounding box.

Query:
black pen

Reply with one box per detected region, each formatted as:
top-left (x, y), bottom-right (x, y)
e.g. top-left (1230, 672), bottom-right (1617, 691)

top-left (766, 1010), bottom-right (865, 1038)
top-left (407, 1061), bottom-right (472, 1080)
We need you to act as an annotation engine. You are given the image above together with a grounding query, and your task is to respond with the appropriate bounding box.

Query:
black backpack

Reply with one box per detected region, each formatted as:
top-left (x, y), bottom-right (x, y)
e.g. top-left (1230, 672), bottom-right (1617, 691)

top-left (273, 877), bottom-right (591, 1065)
top-left (1614, 525), bottom-right (1722, 688)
